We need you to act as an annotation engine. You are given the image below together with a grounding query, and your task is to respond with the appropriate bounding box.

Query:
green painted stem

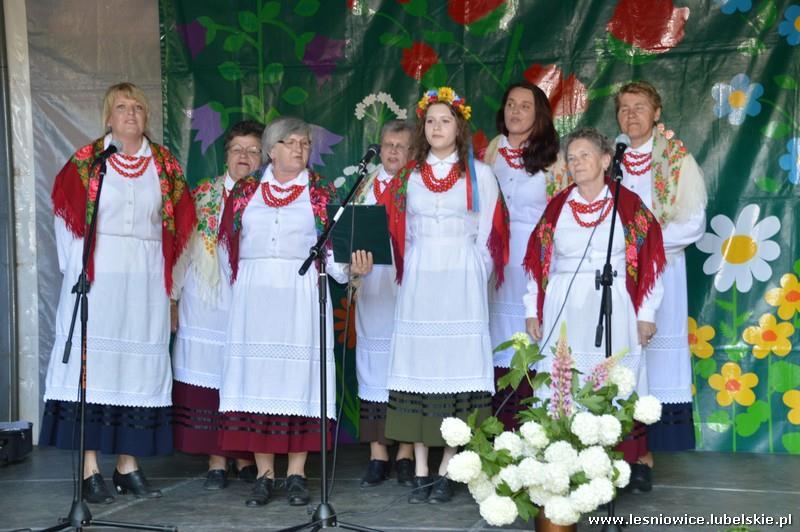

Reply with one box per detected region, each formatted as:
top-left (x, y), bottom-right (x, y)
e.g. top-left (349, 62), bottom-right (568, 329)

top-left (759, 98), bottom-right (800, 131)
top-left (421, 14), bottom-right (502, 86)
top-left (732, 403), bottom-right (737, 452)
top-left (692, 368), bottom-right (703, 448)
top-left (374, 11), bottom-right (412, 38)
top-left (768, 353), bottom-right (774, 451)
top-left (213, 24), bottom-right (259, 47)
top-left (257, 0), bottom-right (265, 118)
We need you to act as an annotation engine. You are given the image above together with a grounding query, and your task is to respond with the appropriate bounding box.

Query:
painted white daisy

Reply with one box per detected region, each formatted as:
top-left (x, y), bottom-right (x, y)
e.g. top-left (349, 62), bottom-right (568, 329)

top-left (695, 203), bottom-right (781, 292)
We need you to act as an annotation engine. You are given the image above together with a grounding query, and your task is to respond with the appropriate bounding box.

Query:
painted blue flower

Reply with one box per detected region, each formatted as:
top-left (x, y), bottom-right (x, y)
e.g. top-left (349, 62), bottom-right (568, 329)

top-left (778, 5), bottom-right (800, 45)
top-left (778, 137), bottom-right (800, 185)
top-left (714, 0), bottom-right (752, 15)
top-left (711, 74), bottom-right (763, 126)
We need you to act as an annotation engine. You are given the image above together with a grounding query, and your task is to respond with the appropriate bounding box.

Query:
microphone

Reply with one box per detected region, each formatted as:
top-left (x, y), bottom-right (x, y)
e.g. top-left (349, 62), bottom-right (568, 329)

top-left (92, 138), bottom-right (123, 165)
top-left (356, 144), bottom-right (381, 172)
top-left (611, 133), bottom-right (630, 181)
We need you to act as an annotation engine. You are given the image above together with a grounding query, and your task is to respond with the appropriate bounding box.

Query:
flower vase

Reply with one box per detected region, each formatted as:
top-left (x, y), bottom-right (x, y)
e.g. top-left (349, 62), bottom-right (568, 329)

top-left (534, 508), bottom-right (577, 532)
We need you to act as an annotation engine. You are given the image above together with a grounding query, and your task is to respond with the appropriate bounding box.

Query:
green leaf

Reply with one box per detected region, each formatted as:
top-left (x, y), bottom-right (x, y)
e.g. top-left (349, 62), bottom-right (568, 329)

top-left (197, 16), bottom-right (217, 45)
top-left (379, 33), bottom-right (413, 49)
top-left (768, 361), bottom-right (800, 393)
top-left (773, 75), bottom-right (798, 90)
top-left (493, 339), bottom-right (515, 353)
top-left (400, 0), bottom-right (427, 17)
top-left (719, 321), bottom-right (736, 341)
top-left (605, 34), bottom-right (656, 65)
top-left (242, 95), bottom-right (263, 120)
top-left (421, 62), bottom-right (447, 89)
top-left (756, 0), bottom-right (778, 30)
top-left (208, 101), bottom-right (225, 113)
top-left (294, 0), bottom-right (320, 17)
top-left (259, 1), bottom-right (281, 21)
top-left (264, 62), bottom-right (284, 84)
top-left (223, 33), bottom-right (246, 53)
top-left (423, 30), bottom-right (455, 43)
top-left (483, 95), bottom-right (501, 112)
top-left (706, 410), bottom-right (732, 433)
top-left (754, 177), bottom-right (781, 194)
top-left (218, 61), bottom-right (243, 81)
top-left (734, 311), bottom-right (752, 328)
top-left (737, 37), bottom-right (767, 56)
top-left (497, 367), bottom-right (524, 391)
top-left (761, 121), bottom-right (792, 140)
top-left (480, 416), bottom-right (504, 436)
top-left (588, 82), bottom-right (625, 101)
top-left (724, 345), bottom-right (745, 362)
top-left (238, 11), bottom-right (259, 33)
top-left (794, 259), bottom-right (800, 276)
top-left (294, 31), bottom-right (315, 60)
top-left (694, 358), bottom-right (717, 379)
top-left (715, 299), bottom-right (734, 312)
top-left (734, 401), bottom-right (769, 437)
top-left (264, 106), bottom-right (280, 124)
top-left (466, 3), bottom-right (508, 37)
top-left (781, 432), bottom-right (800, 454)
top-left (467, 409), bottom-right (479, 430)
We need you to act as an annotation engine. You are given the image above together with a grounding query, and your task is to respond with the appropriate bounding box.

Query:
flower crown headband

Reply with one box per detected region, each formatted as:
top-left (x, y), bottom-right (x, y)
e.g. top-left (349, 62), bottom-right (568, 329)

top-left (416, 86), bottom-right (472, 121)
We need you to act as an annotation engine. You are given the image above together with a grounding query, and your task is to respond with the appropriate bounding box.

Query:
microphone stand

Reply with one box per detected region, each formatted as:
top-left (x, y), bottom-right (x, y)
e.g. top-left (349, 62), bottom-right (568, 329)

top-left (39, 155), bottom-right (176, 532)
top-left (282, 157), bottom-right (381, 532)
top-left (595, 155), bottom-right (624, 532)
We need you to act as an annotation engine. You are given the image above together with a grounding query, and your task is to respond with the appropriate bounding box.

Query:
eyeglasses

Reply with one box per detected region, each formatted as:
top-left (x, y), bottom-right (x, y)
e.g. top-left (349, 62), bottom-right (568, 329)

top-left (381, 142), bottom-right (409, 152)
top-left (278, 139), bottom-right (311, 151)
top-left (229, 145), bottom-right (262, 157)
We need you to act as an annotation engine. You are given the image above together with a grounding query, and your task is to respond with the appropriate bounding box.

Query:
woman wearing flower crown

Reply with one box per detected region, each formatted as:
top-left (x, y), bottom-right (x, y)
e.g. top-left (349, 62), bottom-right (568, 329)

top-left (480, 81), bottom-right (568, 430)
top-left (615, 81), bottom-right (706, 491)
top-left (523, 127), bottom-right (666, 467)
top-left (40, 82), bottom-right (196, 503)
top-left (171, 120), bottom-right (264, 491)
top-left (215, 116), bottom-right (372, 508)
top-left (382, 87), bottom-right (509, 504)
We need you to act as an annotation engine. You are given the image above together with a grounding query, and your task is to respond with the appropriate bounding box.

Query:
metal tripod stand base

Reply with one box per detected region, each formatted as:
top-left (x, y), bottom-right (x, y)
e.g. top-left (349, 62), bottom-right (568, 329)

top-left (40, 499), bottom-right (178, 532)
top-left (278, 501), bottom-right (382, 532)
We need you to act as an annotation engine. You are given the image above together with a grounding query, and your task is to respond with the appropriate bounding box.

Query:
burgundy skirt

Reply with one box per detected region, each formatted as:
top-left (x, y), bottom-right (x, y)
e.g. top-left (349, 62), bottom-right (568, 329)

top-left (172, 381), bottom-right (250, 459)
top-left (219, 412), bottom-right (332, 454)
top-left (616, 421), bottom-right (649, 463)
top-left (492, 366), bottom-right (534, 430)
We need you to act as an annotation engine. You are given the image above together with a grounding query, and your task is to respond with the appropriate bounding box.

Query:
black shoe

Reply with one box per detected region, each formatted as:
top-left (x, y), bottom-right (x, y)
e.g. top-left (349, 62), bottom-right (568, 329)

top-left (245, 475), bottom-right (274, 507)
top-left (203, 468), bottom-right (228, 490)
top-left (408, 475), bottom-right (431, 504)
top-left (395, 458), bottom-right (414, 487)
top-left (112, 469), bottom-right (162, 498)
top-left (286, 474), bottom-right (310, 506)
top-left (427, 475), bottom-right (453, 504)
top-left (237, 464), bottom-right (258, 483)
top-left (360, 459), bottom-right (390, 488)
top-left (82, 473), bottom-right (114, 504)
top-left (628, 463), bottom-right (652, 492)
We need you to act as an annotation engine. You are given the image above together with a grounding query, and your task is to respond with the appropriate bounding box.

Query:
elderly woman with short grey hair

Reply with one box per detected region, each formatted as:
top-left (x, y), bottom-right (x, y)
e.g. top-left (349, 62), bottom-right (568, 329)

top-left (216, 116), bottom-right (372, 508)
top-left (522, 127), bottom-right (666, 467)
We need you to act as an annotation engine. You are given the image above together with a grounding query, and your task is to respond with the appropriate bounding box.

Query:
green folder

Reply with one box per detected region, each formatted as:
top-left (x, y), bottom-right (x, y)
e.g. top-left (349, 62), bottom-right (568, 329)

top-left (325, 204), bottom-right (393, 265)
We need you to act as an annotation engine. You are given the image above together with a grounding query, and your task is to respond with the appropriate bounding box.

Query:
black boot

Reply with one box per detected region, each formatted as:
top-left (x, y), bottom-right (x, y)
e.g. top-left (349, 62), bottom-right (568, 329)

top-left (360, 459), bottom-right (390, 488)
top-left (408, 475), bottom-right (431, 504)
top-left (395, 458), bottom-right (414, 487)
top-left (245, 475), bottom-right (274, 507)
top-left (427, 475), bottom-right (453, 504)
top-left (82, 473), bottom-right (114, 504)
top-left (286, 474), bottom-right (310, 506)
top-left (203, 468), bottom-right (228, 490)
top-left (628, 463), bottom-right (652, 492)
top-left (112, 469), bottom-right (162, 498)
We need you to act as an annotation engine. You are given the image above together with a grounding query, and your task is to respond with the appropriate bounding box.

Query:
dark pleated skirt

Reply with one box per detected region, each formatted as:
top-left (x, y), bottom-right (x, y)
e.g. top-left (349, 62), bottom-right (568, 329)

top-left (219, 412), bottom-right (331, 454)
top-left (492, 366), bottom-right (534, 431)
top-left (616, 421), bottom-right (649, 463)
top-left (172, 381), bottom-right (251, 459)
top-left (39, 399), bottom-right (172, 457)
top-left (385, 390), bottom-right (491, 448)
top-left (646, 401), bottom-right (696, 452)
top-left (359, 400), bottom-right (396, 445)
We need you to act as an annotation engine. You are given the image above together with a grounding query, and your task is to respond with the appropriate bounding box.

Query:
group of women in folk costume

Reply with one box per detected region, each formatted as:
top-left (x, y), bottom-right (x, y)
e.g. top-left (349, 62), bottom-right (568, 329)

top-left (39, 79), bottom-right (703, 509)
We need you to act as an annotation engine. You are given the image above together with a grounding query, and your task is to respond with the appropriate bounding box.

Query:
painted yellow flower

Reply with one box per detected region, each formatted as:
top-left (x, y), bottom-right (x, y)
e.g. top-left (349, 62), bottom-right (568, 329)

top-left (708, 362), bottom-right (758, 407)
top-left (784, 390), bottom-right (800, 425)
top-left (765, 273), bottom-right (800, 320)
top-left (742, 313), bottom-right (795, 359)
top-left (688, 317), bottom-right (715, 359)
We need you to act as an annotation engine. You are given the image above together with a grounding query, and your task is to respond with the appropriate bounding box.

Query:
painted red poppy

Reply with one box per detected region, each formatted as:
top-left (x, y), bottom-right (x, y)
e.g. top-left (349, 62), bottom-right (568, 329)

top-left (447, 0), bottom-right (506, 25)
top-left (523, 64), bottom-right (588, 118)
top-left (400, 42), bottom-right (439, 80)
top-left (606, 0), bottom-right (689, 53)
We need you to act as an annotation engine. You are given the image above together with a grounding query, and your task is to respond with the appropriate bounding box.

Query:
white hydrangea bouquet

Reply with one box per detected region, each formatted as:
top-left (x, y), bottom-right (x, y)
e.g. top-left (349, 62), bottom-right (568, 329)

top-left (440, 324), bottom-right (662, 528)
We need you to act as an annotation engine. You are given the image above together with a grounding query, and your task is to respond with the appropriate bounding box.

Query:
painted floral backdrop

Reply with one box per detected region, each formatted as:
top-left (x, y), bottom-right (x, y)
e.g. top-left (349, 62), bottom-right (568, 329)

top-left (159, 0), bottom-right (800, 452)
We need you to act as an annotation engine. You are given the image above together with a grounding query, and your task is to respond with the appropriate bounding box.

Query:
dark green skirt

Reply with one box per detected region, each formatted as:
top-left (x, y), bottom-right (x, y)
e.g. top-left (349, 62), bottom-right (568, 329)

top-left (385, 390), bottom-right (491, 447)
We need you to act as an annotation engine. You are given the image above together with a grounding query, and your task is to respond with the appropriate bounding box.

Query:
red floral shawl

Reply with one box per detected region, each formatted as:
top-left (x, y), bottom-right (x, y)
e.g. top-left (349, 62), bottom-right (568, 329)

top-left (217, 169), bottom-right (336, 282)
top-left (51, 137), bottom-right (196, 296)
top-left (522, 182), bottom-right (666, 322)
top-left (381, 160), bottom-right (510, 288)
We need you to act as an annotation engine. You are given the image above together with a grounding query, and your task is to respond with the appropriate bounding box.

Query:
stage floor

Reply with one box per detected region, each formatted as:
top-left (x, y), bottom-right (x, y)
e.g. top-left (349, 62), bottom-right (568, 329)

top-left (1, 444), bottom-right (797, 531)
